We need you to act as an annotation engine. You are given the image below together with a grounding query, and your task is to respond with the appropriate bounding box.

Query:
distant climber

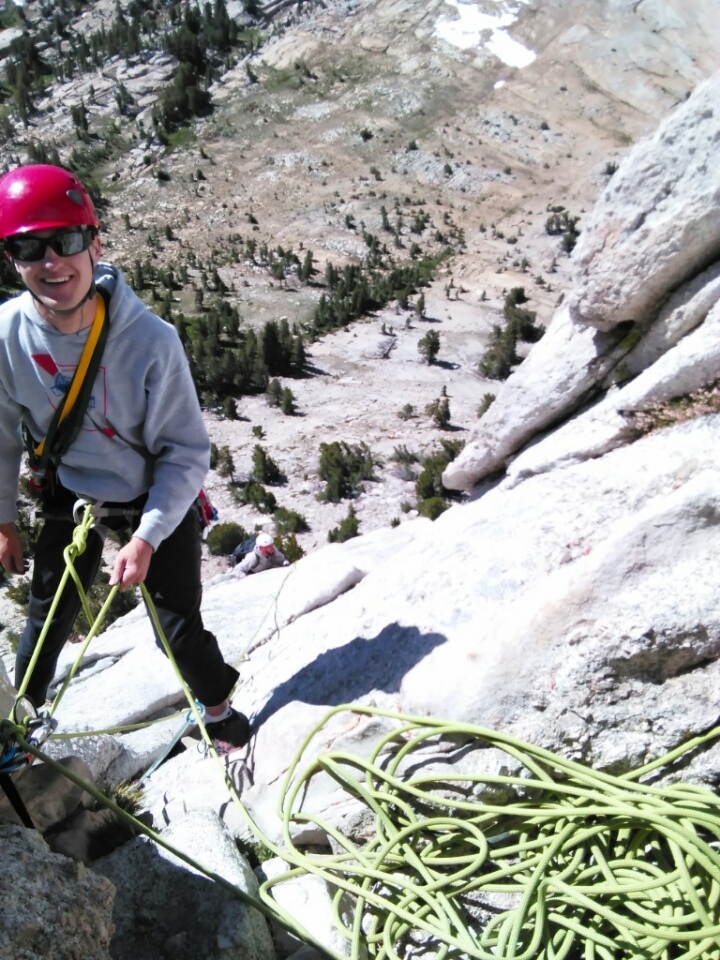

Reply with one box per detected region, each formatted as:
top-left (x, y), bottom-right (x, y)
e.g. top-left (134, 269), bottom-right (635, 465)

top-left (234, 533), bottom-right (288, 575)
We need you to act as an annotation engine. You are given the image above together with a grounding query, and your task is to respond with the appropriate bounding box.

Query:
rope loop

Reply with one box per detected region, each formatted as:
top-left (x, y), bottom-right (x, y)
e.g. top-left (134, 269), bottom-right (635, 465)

top-left (63, 502), bottom-right (95, 565)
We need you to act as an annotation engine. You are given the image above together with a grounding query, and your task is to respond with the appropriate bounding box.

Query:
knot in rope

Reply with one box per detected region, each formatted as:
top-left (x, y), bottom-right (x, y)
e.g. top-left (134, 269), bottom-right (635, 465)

top-left (63, 507), bottom-right (94, 565)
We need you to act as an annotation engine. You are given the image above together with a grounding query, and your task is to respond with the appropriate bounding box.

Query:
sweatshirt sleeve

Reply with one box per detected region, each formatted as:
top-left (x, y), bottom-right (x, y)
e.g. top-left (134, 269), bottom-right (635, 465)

top-left (0, 374), bottom-right (24, 524)
top-left (132, 331), bottom-right (210, 550)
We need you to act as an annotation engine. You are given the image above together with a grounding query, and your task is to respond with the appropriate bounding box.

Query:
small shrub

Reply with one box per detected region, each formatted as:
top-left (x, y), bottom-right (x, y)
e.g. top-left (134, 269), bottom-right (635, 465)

top-left (252, 445), bottom-right (284, 485)
top-left (417, 497), bottom-right (449, 520)
top-left (206, 522), bottom-right (251, 556)
top-left (425, 396), bottom-right (451, 429)
top-left (478, 326), bottom-right (518, 380)
top-left (4, 577), bottom-right (31, 611)
top-left (545, 209), bottom-right (580, 253)
top-left (477, 393), bottom-right (496, 418)
top-left (274, 506), bottom-right (309, 535)
top-left (216, 444), bottom-right (236, 479)
top-left (280, 388), bottom-right (296, 416)
top-left (391, 445), bottom-right (419, 465)
top-left (418, 330), bottom-right (440, 365)
top-left (328, 506), bottom-right (360, 543)
top-left (266, 379), bottom-right (282, 407)
top-left (504, 288), bottom-right (544, 344)
top-left (276, 533), bottom-right (305, 564)
top-left (234, 482), bottom-right (278, 514)
top-left (318, 441), bottom-right (380, 502)
top-left (415, 439), bottom-right (464, 503)
top-left (391, 445), bottom-right (419, 481)
top-left (222, 397), bottom-right (238, 420)
top-left (108, 779), bottom-right (145, 816)
top-left (397, 403), bottom-right (416, 421)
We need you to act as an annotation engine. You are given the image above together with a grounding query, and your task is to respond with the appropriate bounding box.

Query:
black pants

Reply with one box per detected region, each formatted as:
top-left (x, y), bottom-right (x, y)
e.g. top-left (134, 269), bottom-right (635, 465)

top-left (14, 484), bottom-right (239, 709)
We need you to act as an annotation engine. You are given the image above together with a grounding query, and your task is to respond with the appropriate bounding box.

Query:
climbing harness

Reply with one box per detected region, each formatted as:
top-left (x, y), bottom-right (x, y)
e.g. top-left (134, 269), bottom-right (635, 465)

top-left (71, 496), bottom-right (143, 528)
top-left (4, 503), bottom-right (720, 959)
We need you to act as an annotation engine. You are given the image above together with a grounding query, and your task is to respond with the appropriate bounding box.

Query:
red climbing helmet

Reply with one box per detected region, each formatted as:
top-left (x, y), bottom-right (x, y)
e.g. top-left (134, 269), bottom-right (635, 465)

top-left (0, 164), bottom-right (99, 239)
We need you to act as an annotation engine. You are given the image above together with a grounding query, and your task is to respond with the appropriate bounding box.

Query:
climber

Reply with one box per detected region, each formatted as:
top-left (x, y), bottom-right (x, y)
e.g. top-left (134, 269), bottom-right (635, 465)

top-left (0, 164), bottom-right (249, 754)
top-left (234, 533), bottom-right (289, 576)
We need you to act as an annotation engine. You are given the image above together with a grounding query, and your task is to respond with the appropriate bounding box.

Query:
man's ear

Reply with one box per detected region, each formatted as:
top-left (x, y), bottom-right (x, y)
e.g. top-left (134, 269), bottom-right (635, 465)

top-left (91, 234), bottom-right (102, 259)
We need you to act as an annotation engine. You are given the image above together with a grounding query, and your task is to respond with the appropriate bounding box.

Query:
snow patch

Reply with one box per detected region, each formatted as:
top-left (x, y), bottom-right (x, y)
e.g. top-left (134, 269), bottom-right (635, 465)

top-left (435, 0), bottom-right (536, 69)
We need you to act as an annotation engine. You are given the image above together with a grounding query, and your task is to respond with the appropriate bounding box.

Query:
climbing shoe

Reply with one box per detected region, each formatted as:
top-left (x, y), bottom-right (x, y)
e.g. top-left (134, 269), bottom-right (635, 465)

top-left (188, 708), bottom-right (251, 756)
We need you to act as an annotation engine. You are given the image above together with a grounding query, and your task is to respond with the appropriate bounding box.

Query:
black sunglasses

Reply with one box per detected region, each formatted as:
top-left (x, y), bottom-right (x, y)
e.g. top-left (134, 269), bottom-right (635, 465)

top-left (5, 226), bottom-right (95, 262)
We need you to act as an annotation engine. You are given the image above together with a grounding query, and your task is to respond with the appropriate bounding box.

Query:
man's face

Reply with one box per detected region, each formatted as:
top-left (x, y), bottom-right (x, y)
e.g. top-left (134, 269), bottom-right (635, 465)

top-left (259, 544), bottom-right (274, 557)
top-left (8, 227), bottom-right (101, 320)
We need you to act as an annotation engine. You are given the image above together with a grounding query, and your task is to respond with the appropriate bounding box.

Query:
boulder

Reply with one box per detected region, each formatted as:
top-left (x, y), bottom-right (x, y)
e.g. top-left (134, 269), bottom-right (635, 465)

top-left (0, 824), bottom-right (115, 960)
top-left (568, 70), bottom-right (720, 331)
top-left (92, 810), bottom-right (276, 960)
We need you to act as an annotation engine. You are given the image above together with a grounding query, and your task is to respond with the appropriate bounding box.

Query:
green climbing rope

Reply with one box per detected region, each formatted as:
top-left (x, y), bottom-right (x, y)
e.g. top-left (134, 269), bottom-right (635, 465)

top-left (262, 705), bottom-right (720, 960)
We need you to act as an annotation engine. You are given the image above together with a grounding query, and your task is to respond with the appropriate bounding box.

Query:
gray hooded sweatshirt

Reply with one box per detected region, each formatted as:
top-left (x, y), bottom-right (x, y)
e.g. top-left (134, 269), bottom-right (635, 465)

top-left (0, 263), bottom-right (210, 550)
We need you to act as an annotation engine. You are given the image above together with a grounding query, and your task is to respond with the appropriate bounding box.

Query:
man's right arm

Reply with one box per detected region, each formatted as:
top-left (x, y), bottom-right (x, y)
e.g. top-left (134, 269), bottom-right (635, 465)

top-left (0, 522), bottom-right (24, 575)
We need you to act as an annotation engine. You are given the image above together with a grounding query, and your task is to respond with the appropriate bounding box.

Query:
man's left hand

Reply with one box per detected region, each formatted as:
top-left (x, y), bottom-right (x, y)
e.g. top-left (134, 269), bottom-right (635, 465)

top-left (110, 536), bottom-right (154, 590)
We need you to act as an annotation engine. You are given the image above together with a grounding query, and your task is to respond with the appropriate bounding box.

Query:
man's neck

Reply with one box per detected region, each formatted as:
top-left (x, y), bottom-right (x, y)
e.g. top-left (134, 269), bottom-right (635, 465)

top-left (38, 295), bottom-right (97, 335)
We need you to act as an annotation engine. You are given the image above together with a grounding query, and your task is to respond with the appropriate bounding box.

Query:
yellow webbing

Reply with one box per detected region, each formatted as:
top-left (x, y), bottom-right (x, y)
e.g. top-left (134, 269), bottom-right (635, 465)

top-left (34, 294), bottom-right (106, 458)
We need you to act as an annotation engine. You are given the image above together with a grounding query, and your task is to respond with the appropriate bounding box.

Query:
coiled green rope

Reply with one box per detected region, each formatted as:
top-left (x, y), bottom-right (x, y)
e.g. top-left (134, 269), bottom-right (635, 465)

top-left (264, 705), bottom-right (720, 960)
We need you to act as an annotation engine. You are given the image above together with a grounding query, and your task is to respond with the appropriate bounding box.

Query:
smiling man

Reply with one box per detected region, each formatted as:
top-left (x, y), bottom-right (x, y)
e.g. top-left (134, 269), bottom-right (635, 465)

top-left (0, 164), bottom-right (249, 754)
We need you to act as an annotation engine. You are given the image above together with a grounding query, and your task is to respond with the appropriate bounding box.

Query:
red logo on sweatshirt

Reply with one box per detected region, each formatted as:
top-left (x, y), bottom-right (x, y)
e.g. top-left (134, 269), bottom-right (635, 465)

top-left (31, 354), bottom-right (107, 423)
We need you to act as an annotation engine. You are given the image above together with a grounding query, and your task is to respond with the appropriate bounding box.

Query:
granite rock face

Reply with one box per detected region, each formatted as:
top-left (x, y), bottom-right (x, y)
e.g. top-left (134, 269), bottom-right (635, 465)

top-left (443, 70), bottom-right (720, 491)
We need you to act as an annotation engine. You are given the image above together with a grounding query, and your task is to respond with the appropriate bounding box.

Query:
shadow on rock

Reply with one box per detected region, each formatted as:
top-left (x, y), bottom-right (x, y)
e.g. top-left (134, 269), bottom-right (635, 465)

top-left (252, 622), bottom-right (446, 729)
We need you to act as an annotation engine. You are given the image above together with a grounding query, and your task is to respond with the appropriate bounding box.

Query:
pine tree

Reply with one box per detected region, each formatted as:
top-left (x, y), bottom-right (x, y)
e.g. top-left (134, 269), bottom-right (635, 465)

top-left (266, 378), bottom-right (282, 407)
top-left (425, 396), bottom-right (451, 429)
top-left (280, 388), bottom-right (296, 416)
top-left (418, 330), bottom-right (440, 364)
top-left (216, 445), bottom-right (235, 482)
top-left (327, 506), bottom-right (360, 543)
top-left (252, 445), bottom-right (283, 484)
